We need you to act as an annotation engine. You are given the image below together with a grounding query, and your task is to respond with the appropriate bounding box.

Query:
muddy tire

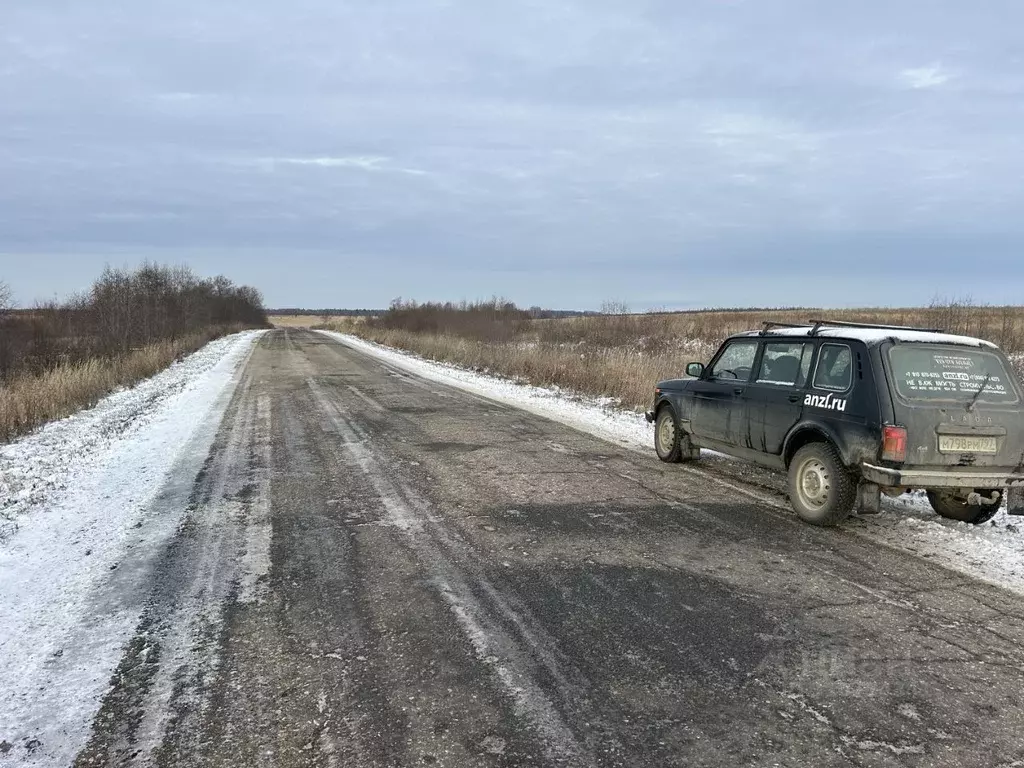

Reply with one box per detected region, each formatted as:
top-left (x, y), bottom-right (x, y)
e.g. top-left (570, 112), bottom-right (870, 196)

top-left (787, 442), bottom-right (857, 526)
top-left (654, 406), bottom-right (683, 463)
top-left (927, 490), bottom-right (1001, 525)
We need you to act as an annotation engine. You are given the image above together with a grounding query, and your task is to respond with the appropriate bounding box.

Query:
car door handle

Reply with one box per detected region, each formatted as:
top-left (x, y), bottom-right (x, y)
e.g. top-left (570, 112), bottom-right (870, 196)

top-left (733, 387), bottom-right (744, 395)
top-left (789, 393), bottom-right (802, 403)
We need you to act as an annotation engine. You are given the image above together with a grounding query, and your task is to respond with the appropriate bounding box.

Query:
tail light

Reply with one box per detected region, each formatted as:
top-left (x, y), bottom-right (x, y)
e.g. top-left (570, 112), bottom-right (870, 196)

top-left (882, 425), bottom-right (908, 463)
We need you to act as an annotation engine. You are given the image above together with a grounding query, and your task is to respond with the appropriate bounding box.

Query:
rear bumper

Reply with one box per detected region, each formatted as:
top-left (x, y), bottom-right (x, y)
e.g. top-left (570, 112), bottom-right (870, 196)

top-left (861, 463), bottom-right (1024, 490)
top-left (861, 463), bottom-right (1024, 514)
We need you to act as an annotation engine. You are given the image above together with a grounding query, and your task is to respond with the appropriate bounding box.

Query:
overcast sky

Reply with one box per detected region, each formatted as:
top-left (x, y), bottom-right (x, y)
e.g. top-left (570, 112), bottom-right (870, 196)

top-left (1, 1), bottom-right (1022, 310)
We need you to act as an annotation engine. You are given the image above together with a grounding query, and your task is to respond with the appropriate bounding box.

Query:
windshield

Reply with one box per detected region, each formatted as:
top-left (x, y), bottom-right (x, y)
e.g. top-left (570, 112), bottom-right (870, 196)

top-left (888, 345), bottom-right (1020, 404)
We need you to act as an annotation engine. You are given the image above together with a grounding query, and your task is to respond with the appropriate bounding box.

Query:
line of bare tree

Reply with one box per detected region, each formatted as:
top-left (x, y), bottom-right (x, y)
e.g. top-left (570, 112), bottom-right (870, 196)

top-left (0, 263), bottom-right (267, 381)
top-left (372, 298), bottom-right (534, 343)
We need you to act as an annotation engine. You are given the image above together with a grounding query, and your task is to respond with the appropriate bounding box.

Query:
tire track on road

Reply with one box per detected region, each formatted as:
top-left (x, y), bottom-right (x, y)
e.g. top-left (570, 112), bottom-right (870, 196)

top-left (75, 368), bottom-right (273, 768)
top-left (307, 376), bottom-right (607, 767)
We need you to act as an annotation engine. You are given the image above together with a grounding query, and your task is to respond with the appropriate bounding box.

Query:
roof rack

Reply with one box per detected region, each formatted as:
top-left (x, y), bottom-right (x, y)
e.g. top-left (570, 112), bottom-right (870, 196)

top-left (759, 321), bottom-right (808, 336)
top-left (807, 319), bottom-right (944, 336)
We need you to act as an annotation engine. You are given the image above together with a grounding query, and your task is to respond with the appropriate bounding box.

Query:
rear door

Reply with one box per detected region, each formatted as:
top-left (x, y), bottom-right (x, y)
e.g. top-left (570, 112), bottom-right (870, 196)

top-left (883, 343), bottom-right (1024, 469)
top-left (690, 339), bottom-right (759, 445)
top-left (748, 340), bottom-right (815, 453)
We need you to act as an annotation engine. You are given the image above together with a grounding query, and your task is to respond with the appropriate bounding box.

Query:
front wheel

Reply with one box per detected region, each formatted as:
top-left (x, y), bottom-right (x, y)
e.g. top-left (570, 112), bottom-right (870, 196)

top-left (655, 407), bottom-right (682, 462)
top-left (787, 442), bottom-right (857, 526)
top-left (927, 490), bottom-right (1001, 525)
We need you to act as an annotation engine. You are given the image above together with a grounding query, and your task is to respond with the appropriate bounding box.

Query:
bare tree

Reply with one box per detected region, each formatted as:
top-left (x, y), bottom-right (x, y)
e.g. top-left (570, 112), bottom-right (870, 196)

top-left (0, 281), bottom-right (11, 378)
top-left (600, 300), bottom-right (630, 316)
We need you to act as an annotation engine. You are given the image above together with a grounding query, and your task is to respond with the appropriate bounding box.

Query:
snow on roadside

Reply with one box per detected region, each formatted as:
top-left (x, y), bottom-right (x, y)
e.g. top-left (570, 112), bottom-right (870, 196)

top-left (0, 330), bottom-right (264, 766)
top-left (319, 332), bottom-right (655, 450)
top-left (0, 332), bottom-right (261, 537)
top-left (323, 332), bottom-right (1024, 597)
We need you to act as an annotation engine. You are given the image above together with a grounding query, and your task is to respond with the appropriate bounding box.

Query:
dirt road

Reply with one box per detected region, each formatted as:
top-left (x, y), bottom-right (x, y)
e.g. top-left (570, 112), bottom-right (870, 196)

top-left (73, 329), bottom-right (1024, 767)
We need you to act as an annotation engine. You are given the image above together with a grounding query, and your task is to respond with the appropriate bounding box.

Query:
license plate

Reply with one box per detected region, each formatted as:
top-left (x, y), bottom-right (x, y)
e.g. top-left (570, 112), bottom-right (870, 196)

top-left (939, 435), bottom-right (998, 454)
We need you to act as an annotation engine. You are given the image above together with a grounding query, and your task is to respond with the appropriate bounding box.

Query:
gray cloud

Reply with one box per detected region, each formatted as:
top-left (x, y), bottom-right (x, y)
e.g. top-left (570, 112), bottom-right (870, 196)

top-left (2, 0), bottom-right (1023, 308)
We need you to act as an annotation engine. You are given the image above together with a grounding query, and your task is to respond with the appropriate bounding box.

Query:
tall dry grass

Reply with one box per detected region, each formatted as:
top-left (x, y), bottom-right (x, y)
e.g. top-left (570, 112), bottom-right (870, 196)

top-left (0, 327), bottom-right (241, 442)
top-left (270, 314), bottom-right (319, 328)
top-left (314, 316), bottom-right (367, 334)
top-left (343, 300), bottom-right (1024, 412)
top-left (0, 262), bottom-right (268, 443)
top-left (273, 313), bottom-right (375, 329)
top-left (356, 327), bottom-right (714, 408)
top-left (535, 304), bottom-right (1024, 355)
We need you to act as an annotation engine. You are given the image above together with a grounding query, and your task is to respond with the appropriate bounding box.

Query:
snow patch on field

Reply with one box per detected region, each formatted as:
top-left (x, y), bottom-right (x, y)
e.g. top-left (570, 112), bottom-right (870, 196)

top-left (0, 331), bottom-right (263, 767)
top-left (324, 332), bottom-right (1024, 597)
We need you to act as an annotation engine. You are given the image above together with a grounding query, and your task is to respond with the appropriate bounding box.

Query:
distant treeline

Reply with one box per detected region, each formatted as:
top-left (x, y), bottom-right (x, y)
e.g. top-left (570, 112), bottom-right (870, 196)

top-left (0, 263), bottom-right (268, 381)
top-left (362, 299), bottom-right (599, 340)
top-left (270, 308), bottom-right (384, 317)
top-left (368, 299), bottom-right (533, 342)
top-left (271, 302), bottom-right (835, 319)
top-left (271, 304), bottom-right (598, 319)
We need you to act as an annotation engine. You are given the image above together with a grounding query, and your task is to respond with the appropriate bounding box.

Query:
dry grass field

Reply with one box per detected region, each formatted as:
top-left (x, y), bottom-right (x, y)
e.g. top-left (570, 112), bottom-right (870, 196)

top-left (323, 301), bottom-right (1024, 412)
top-left (0, 329), bottom-right (239, 441)
top-left (0, 265), bottom-right (267, 443)
top-left (271, 314), bottom-right (370, 329)
top-left (269, 314), bottom-right (319, 328)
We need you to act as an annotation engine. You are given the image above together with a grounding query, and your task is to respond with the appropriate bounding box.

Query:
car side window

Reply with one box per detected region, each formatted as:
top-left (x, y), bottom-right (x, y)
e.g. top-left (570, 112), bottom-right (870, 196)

top-left (757, 342), bottom-right (814, 387)
top-left (709, 341), bottom-right (759, 381)
top-left (813, 344), bottom-right (853, 392)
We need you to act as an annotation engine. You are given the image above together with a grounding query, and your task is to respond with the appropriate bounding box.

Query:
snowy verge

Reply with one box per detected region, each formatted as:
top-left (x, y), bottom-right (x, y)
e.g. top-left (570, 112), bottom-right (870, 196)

top-left (0, 331), bottom-right (262, 536)
top-left (0, 330), bottom-right (264, 766)
top-left (322, 332), bottom-right (1024, 597)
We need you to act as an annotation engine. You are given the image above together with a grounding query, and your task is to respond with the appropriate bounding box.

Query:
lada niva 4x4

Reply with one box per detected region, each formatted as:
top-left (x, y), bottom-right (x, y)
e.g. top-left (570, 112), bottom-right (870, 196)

top-left (646, 321), bottom-right (1024, 526)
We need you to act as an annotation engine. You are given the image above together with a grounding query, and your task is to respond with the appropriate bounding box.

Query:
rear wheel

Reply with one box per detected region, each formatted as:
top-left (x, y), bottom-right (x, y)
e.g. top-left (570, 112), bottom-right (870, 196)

top-left (927, 490), bottom-right (1001, 525)
top-left (788, 442), bottom-right (857, 526)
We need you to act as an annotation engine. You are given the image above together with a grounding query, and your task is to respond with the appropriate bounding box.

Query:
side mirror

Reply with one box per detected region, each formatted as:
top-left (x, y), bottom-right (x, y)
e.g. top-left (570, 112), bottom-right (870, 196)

top-left (686, 362), bottom-right (705, 378)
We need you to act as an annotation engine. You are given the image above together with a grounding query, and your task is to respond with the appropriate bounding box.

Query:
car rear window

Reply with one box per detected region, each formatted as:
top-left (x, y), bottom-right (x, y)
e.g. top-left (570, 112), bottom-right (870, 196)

top-left (888, 345), bottom-right (1019, 403)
